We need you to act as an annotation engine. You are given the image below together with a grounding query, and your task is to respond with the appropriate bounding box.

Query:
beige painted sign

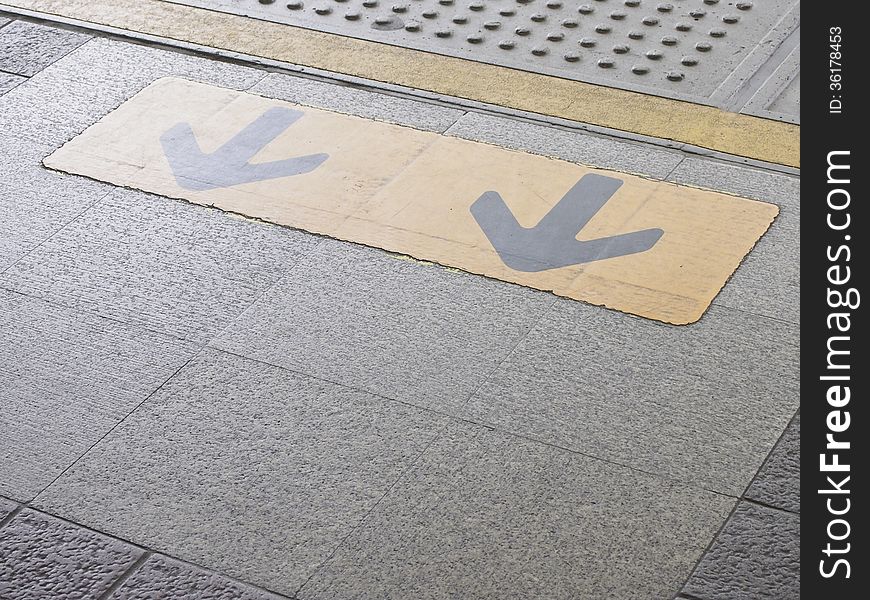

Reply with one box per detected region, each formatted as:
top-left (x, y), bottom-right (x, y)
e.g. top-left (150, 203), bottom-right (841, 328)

top-left (44, 78), bottom-right (778, 324)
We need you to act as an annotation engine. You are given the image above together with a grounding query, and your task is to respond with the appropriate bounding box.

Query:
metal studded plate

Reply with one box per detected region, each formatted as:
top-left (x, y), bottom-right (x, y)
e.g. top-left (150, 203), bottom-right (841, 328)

top-left (162, 0), bottom-right (800, 121)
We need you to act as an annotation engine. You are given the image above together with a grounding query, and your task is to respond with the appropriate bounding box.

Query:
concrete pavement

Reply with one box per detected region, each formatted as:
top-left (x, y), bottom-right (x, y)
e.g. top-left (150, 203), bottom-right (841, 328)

top-left (1, 14), bottom-right (799, 600)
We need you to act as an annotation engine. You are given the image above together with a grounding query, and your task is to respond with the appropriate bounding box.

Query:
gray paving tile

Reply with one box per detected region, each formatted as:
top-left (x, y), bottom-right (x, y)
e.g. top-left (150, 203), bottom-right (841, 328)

top-left (0, 496), bottom-right (19, 521)
top-left (213, 240), bottom-right (552, 412)
top-left (0, 289), bottom-right (197, 500)
top-left (462, 301), bottom-right (799, 496)
top-left (746, 413), bottom-right (800, 513)
top-left (0, 37), bottom-right (265, 147)
top-left (0, 508), bottom-right (143, 600)
top-left (668, 158), bottom-right (800, 324)
top-left (1, 188), bottom-right (321, 343)
top-left (0, 21), bottom-right (90, 77)
top-left (302, 422), bottom-right (734, 600)
top-left (110, 554), bottom-right (286, 600)
top-left (34, 349), bottom-right (450, 596)
top-left (445, 111), bottom-right (684, 179)
top-left (0, 71), bottom-right (24, 96)
top-left (0, 137), bottom-right (111, 271)
top-left (682, 502), bottom-right (799, 600)
top-left (250, 72), bottom-right (464, 133)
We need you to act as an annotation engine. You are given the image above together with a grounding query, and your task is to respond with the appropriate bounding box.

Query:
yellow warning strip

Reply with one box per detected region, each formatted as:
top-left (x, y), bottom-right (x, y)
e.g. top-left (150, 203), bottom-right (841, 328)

top-left (5, 0), bottom-right (800, 167)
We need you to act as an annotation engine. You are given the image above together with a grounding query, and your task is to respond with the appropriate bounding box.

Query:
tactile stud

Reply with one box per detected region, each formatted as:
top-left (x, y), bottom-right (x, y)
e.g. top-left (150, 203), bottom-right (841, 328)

top-left (564, 52), bottom-right (580, 61)
top-left (656, 3), bottom-right (673, 13)
top-left (613, 44), bottom-right (630, 53)
top-left (722, 15), bottom-right (740, 24)
top-left (286, 1), bottom-right (303, 9)
top-left (515, 26), bottom-right (531, 35)
top-left (562, 19), bottom-right (579, 28)
top-left (645, 49), bottom-right (663, 59)
top-left (709, 28), bottom-right (726, 37)
top-left (642, 16), bottom-right (659, 25)
top-left (595, 24), bottom-right (612, 33)
top-left (695, 41), bottom-right (712, 51)
top-left (498, 40), bottom-right (515, 49)
top-left (661, 35), bottom-right (677, 45)
top-left (578, 5), bottom-right (595, 15)
top-left (598, 58), bottom-right (615, 68)
top-left (681, 55), bottom-right (699, 65)
top-left (632, 64), bottom-right (650, 74)
top-left (547, 32), bottom-right (565, 41)
top-left (666, 71), bottom-right (684, 81)
top-left (532, 46), bottom-right (549, 55)
top-left (579, 37), bottom-right (597, 47)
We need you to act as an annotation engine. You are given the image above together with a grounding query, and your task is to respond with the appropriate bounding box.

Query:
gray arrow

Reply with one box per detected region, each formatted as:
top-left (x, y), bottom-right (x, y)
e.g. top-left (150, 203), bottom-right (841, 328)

top-left (470, 173), bottom-right (664, 272)
top-left (160, 107), bottom-right (328, 191)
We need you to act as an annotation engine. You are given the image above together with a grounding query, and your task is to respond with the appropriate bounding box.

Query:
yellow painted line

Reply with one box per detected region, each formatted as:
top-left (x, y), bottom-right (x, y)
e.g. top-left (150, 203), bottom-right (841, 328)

top-left (6, 0), bottom-right (799, 167)
top-left (45, 78), bottom-right (778, 324)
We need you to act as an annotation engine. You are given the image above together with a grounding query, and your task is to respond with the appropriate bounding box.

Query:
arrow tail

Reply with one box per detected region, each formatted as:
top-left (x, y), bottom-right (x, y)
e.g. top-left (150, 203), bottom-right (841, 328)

top-left (535, 173), bottom-right (623, 236)
top-left (212, 107), bottom-right (305, 164)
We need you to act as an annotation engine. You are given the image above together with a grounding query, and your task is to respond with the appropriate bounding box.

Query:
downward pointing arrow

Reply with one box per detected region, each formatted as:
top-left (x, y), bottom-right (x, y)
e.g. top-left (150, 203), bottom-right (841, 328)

top-left (471, 174), bottom-right (664, 272)
top-left (160, 107), bottom-right (328, 191)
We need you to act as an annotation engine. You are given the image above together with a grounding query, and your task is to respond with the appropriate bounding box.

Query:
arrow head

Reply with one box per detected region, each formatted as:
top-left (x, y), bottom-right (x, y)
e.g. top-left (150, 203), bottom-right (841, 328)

top-left (471, 174), bottom-right (663, 272)
top-left (160, 107), bottom-right (328, 191)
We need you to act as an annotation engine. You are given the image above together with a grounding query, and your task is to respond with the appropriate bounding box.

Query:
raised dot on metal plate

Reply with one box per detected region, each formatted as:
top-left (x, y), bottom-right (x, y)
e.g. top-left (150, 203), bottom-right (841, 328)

top-left (515, 26), bottom-right (530, 35)
top-left (499, 8), bottom-right (516, 16)
top-left (661, 35), bottom-right (677, 45)
top-left (628, 30), bottom-right (644, 39)
top-left (612, 44), bottom-right (629, 53)
top-left (642, 16), bottom-right (659, 25)
top-left (373, 15), bottom-right (404, 29)
top-left (452, 15), bottom-right (467, 23)
top-left (469, 2), bottom-right (485, 10)
top-left (598, 58), bottom-right (615, 68)
top-left (736, 1), bottom-right (753, 9)
top-left (547, 32), bottom-right (565, 41)
top-left (579, 37), bottom-right (596, 47)
top-left (334, 0), bottom-right (348, 3)
top-left (259, 0), bottom-right (275, 4)
top-left (285, 1), bottom-right (303, 9)
top-left (722, 14), bottom-right (740, 24)
top-left (531, 46), bottom-right (548, 56)
top-left (362, 0), bottom-right (377, 6)
top-left (656, 3), bottom-right (673, 12)
top-left (578, 5), bottom-right (594, 15)
top-left (392, 4), bottom-right (407, 12)
top-left (498, 39), bottom-right (515, 49)
top-left (422, 10), bottom-right (437, 18)
top-left (562, 19), bottom-right (579, 28)
top-left (595, 24), bottom-right (612, 33)
top-left (438, 0), bottom-right (454, 5)
top-left (631, 64), bottom-right (650, 74)
top-left (610, 11), bottom-right (627, 20)
top-left (675, 22), bottom-right (692, 31)
top-left (624, 0), bottom-right (640, 6)
top-left (666, 71), bottom-right (684, 81)
top-left (645, 49), bottom-right (663, 59)
top-left (696, 41), bottom-right (712, 51)
top-left (703, 0), bottom-right (719, 4)
top-left (546, 1), bottom-right (563, 8)
top-left (435, 29), bottom-right (453, 37)
top-left (344, 10), bottom-right (360, 19)
top-left (531, 14), bottom-right (547, 22)
top-left (681, 55), bottom-right (698, 66)
top-left (564, 52), bottom-right (580, 61)
top-left (405, 21), bottom-right (420, 31)
top-left (484, 21), bottom-right (501, 29)
top-left (516, 0), bottom-right (533, 3)
top-left (314, 6), bottom-right (332, 14)
top-left (689, 9), bottom-right (705, 18)
top-left (467, 33), bottom-right (483, 43)
top-left (709, 28), bottom-right (726, 37)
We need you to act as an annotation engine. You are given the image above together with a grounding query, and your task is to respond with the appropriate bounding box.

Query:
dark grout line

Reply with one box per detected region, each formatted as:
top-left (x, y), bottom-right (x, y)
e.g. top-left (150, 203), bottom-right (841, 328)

top-left (0, 503), bottom-right (24, 530)
top-left (95, 551), bottom-right (152, 600)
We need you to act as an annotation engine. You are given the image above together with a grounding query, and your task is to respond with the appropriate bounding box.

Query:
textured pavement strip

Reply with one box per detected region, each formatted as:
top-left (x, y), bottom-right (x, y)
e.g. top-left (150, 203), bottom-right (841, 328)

top-left (0, 24), bottom-right (799, 600)
top-left (676, 412), bottom-right (801, 599)
top-left (0, 500), bottom-right (291, 599)
top-left (0, 19), bottom-right (90, 76)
